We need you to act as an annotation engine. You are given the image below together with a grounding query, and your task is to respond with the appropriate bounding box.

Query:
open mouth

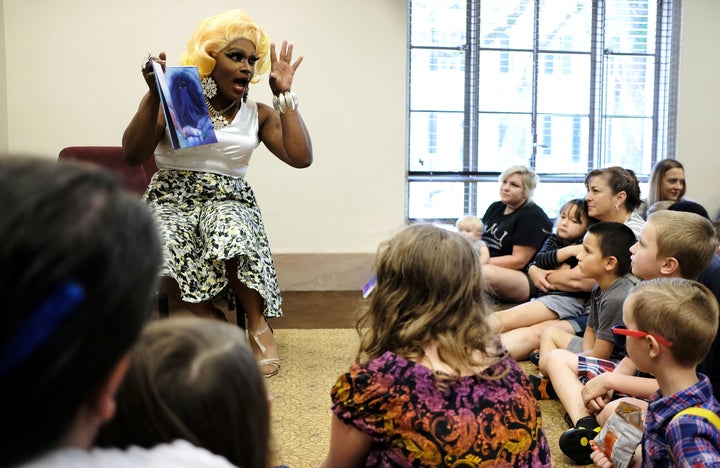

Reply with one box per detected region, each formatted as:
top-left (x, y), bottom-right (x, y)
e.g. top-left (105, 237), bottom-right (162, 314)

top-left (232, 78), bottom-right (249, 94)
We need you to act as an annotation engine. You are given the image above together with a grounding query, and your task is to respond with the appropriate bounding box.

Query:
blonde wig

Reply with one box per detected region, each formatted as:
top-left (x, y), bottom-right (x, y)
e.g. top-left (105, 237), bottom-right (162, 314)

top-left (180, 9), bottom-right (271, 83)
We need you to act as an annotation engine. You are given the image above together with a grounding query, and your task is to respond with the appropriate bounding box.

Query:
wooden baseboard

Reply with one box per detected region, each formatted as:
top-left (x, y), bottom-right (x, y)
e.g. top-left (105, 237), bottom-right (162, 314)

top-left (274, 253), bottom-right (375, 291)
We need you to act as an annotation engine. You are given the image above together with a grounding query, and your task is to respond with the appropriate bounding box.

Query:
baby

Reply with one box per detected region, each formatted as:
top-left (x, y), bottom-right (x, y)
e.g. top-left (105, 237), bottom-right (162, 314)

top-left (456, 215), bottom-right (490, 264)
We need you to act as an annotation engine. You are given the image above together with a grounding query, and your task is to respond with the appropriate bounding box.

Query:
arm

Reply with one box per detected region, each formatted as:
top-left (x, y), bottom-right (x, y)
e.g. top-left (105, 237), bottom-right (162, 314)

top-left (581, 327), bottom-right (597, 352)
top-left (556, 244), bottom-right (583, 264)
top-left (532, 235), bottom-right (562, 270)
top-left (583, 372), bottom-right (659, 411)
top-left (581, 338), bottom-right (615, 361)
top-left (318, 415), bottom-right (372, 468)
top-left (122, 52), bottom-right (168, 166)
top-left (527, 264), bottom-right (555, 293)
top-left (478, 244), bottom-right (490, 264)
top-left (487, 244), bottom-right (538, 270)
top-left (546, 265), bottom-right (597, 292)
top-left (581, 359), bottom-right (658, 412)
top-left (259, 42), bottom-right (312, 168)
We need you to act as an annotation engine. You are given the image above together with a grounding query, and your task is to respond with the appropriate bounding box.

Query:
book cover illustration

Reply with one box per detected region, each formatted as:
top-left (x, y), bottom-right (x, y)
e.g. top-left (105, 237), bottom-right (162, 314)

top-left (152, 61), bottom-right (218, 149)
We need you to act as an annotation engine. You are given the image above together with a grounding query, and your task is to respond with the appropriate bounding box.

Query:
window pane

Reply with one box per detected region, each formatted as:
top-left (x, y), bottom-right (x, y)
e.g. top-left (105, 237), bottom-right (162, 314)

top-left (534, 115), bottom-right (589, 174)
top-left (479, 51), bottom-right (533, 112)
top-left (604, 54), bottom-right (656, 116)
top-left (601, 117), bottom-right (653, 172)
top-left (538, 0), bottom-right (592, 51)
top-left (606, 0), bottom-right (657, 54)
top-left (477, 113), bottom-right (532, 171)
top-left (410, 1), bottom-right (466, 47)
top-left (410, 49), bottom-right (465, 111)
top-left (408, 181), bottom-right (466, 220)
top-left (480, 0), bottom-right (534, 49)
top-left (408, 112), bottom-right (464, 172)
top-left (537, 53), bottom-right (590, 114)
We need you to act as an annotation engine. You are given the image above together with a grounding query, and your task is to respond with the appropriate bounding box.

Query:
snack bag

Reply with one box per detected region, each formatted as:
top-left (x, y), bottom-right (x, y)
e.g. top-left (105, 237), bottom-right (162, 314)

top-left (594, 401), bottom-right (644, 468)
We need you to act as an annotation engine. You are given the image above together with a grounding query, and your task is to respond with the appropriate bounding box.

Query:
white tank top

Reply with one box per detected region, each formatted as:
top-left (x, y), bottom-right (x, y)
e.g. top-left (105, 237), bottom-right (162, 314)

top-left (153, 99), bottom-right (260, 178)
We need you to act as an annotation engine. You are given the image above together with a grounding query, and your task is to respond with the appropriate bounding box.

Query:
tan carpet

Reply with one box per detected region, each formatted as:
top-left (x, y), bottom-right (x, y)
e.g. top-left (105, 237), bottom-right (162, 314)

top-left (266, 329), bottom-right (592, 468)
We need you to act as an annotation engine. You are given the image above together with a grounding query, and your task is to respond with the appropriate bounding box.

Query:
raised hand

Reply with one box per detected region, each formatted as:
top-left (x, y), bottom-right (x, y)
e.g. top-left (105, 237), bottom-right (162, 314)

top-left (141, 52), bottom-right (167, 93)
top-left (269, 41), bottom-right (303, 94)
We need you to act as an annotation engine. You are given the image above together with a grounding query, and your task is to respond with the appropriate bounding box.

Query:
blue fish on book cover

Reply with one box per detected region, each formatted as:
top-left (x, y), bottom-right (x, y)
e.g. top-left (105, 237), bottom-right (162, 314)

top-left (152, 61), bottom-right (218, 149)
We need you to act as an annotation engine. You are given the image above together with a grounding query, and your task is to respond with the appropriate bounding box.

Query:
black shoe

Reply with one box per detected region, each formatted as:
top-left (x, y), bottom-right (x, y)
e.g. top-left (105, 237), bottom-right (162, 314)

top-left (529, 350), bottom-right (541, 366)
top-left (527, 373), bottom-right (556, 400)
top-left (558, 425), bottom-right (601, 465)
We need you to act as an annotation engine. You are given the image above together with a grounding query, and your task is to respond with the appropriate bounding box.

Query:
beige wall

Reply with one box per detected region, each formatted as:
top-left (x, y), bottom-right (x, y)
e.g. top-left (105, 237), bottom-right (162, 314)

top-left (676, 0), bottom-right (720, 216)
top-left (1, 1), bottom-right (719, 288)
top-left (1, 0), bottom-right (408, 257)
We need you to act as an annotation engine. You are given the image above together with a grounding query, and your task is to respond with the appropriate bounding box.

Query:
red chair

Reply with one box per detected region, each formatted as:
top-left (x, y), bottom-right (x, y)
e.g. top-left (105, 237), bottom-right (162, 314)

top-left (58, 146), bottom-right (158, 196)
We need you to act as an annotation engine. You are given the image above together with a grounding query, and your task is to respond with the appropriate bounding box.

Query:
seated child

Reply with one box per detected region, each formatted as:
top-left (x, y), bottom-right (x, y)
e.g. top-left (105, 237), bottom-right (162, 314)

top-left (536, 221), bottom-right (638, 373)
top-left (527, 222), bottom-right (637, 460)
top-left (319, 223), bottom-right (551, 467)
top-left (96, 316), bottom-right (274, 468)
top-left (590, 278), bottom-right (720, 466)
top-left (0, 159), bottom-right (232, 467)
top-left (456, 214), bottom-right (490, 264)
top-left (556, 210), bottom-right (718, 464)
top-left (495, 198), bottom-right (594, 360)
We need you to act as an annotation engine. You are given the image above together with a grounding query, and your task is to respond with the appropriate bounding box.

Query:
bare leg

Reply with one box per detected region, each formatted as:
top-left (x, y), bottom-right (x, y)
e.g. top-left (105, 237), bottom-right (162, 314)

top-left (545, 349), bottom-right (592, 424)
top-left (493, 301), bottom-right (558, 332)
top-left (501, 318), bottom-right (576, 361)
top-left (538, 327), bottom-right (576, 374)
top-left (226, 259), bottom-right (280, 377)
top-left (482, 264), bottom-right (531, 303)
top-left (160, 276), bottom-right (226, 320)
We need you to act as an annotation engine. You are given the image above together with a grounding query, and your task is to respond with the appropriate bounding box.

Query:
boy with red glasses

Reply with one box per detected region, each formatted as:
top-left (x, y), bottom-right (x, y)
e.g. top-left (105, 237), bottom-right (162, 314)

top-left (591, 278), bottom-right (720, 466)
top-left (557, 210), bottom-right (717, 464)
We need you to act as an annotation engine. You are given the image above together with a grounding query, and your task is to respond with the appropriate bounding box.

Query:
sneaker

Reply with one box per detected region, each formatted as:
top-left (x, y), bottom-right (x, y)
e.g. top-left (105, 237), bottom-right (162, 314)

top-left (558, 425), bottom-right (602, 465)
top-left (529, 349), bottom-right (541, 366)
top-left (527, 373), bottom-right (556, 400)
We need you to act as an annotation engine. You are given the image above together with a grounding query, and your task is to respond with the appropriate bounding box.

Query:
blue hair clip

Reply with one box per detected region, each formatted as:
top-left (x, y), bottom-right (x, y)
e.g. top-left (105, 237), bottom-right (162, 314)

top-left (0, 281), bottom-right (85, 377)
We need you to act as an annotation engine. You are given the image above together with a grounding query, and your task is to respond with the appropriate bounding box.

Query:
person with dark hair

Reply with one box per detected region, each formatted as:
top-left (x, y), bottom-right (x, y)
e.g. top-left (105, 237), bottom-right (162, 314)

top-left (320, 224), bottom-right (550, 467)
top-left (496, 198), bottom-right (594, 361)
top-left (127, 9), bottom-right (313, 377)
top-left (536, 222), bottom-right (639, 373)
top-left (97, 317), bottom-right (273, 468)
top-left (556, 210), bottom-right (718, 464)
top-left (584, 166), bottom-right (644, 235)
top-left (0, 158), bottom-right (233, 467)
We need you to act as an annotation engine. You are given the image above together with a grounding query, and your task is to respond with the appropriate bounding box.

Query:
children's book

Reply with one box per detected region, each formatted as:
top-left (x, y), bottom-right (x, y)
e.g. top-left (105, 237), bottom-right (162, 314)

top-left (151, 61), bottom-right (217, 149)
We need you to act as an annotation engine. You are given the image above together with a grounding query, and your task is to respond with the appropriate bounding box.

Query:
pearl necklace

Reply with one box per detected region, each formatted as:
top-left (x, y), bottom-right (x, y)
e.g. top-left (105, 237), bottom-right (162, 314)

top-left (204, 96), bottom-right (239, 130)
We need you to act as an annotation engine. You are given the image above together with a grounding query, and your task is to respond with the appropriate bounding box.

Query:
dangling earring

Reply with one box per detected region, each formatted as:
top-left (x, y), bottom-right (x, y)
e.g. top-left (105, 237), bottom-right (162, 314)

top-left (243, 84), bottom-right (249, 102)
top-left (202, 76), bottom-right (218, 99)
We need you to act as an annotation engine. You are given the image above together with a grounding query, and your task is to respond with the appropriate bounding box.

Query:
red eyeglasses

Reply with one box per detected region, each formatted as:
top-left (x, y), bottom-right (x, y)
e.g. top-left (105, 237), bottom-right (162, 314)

top-left (612, 325), bottom-right (673, 347)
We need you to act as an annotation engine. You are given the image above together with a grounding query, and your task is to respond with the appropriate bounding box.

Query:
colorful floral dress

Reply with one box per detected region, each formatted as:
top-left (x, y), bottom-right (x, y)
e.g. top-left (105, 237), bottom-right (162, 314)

top-left (331, 350), bottom-right (551, 467)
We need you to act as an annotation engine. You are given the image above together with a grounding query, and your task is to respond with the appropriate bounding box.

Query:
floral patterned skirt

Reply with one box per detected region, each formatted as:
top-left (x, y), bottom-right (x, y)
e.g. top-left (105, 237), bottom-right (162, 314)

top-left (144, 169), bottom-right (282, 317)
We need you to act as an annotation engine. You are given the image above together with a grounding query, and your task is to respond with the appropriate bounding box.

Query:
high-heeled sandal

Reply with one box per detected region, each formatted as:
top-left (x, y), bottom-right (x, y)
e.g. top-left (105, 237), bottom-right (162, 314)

top-left (249, 323), bottom-right (280, 378)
